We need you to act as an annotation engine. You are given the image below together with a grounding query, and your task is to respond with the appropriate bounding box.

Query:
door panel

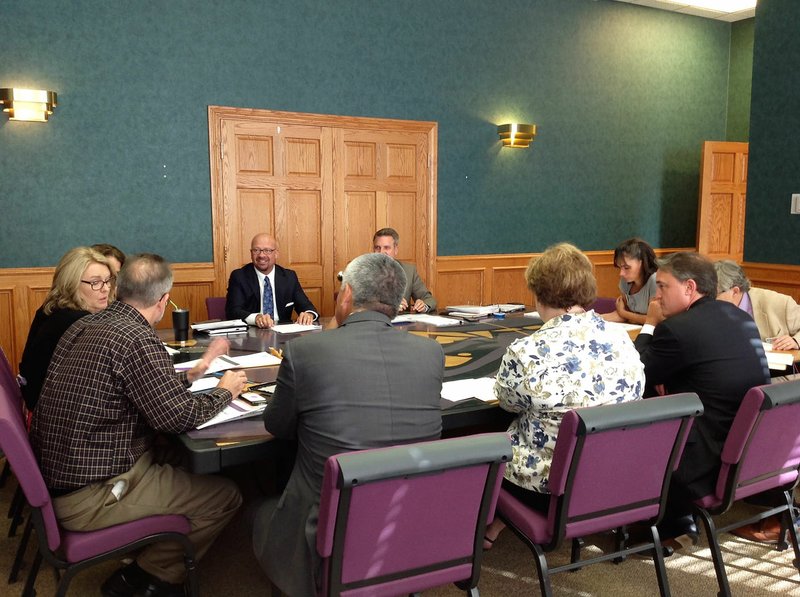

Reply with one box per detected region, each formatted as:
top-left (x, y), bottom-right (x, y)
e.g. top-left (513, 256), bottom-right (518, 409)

top-left (209, 107), bottom-right (436, 317)
top-left (697, 141), bottom-right (748, 262)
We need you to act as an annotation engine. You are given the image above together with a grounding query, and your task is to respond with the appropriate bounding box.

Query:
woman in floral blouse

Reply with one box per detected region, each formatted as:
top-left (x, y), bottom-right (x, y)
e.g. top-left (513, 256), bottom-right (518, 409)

top-left (484, 243), bottom-right (645, 547)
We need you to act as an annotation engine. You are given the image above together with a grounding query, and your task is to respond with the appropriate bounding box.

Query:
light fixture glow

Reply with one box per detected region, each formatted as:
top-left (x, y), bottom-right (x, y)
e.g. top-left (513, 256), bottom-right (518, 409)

top-left (0, 88), bottom-right (58, 122)
top-left (661, 0), bottom-right (756, 13)
top-left (497, 123), bottom-right (536, 148)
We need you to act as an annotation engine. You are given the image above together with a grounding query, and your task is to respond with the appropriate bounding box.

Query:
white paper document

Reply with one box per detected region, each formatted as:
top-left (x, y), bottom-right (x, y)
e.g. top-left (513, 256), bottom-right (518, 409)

top-left (271, 323), bottom-right (322, 334)
top-left (175, 352), bottom-right (281, 374)
top-left (524, 311), bottom-right (541, 319)
top-left (189, 377), bottom-right (220, 393)
top-left (763, 343), bottom-right (794, 370)
top-left (191, 319), bottom-right (247, 331)
top-left (605, 321), bottom-right (643, 333)
top-left (440, 377), bottom-right (498, 403)
top-left (392, 314), bottom-right (462, 327)
top-left (445, 305), bottom-right (499, 315)
top-left (196, 398), bottom-right (267, 429)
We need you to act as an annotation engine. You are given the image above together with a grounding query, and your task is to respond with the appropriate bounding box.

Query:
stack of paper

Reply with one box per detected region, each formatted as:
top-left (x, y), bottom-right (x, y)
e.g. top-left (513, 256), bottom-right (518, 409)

top-left (196, 398), bottom-right (267, 429)
top-left (392, 314), bottom-right (462, 327)
top-left (175, 351), bottom-right (282, 375)
top-left (191, 319), bottom-right (248, 335)
top-left (445, 305), bottom-right (499, 316)
top-left (440, 377), bottom-right (497, 403)
top-left (271, 323), bottom-right (322, 334)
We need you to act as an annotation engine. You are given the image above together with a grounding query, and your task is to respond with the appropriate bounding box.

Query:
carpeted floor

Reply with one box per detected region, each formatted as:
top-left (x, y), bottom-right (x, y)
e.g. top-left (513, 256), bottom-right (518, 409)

top-left (2, 460), bottom-right (798, 596)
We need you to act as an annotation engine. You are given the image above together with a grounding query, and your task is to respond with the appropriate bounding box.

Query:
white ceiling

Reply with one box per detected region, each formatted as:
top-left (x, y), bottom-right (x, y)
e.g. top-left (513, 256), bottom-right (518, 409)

top-left (611, 1), bottom-right (756, 22)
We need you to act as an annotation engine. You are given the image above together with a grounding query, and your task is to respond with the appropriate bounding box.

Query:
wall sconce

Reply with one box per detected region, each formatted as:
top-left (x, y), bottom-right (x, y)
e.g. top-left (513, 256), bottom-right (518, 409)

top-left (0, 88), bottom-right (58, 122)
top-left (497, 123), bottom-right (536, 148)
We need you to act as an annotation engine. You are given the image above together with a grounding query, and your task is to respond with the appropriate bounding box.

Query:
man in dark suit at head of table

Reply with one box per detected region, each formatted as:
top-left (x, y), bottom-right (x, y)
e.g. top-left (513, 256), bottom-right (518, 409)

top-left (225, 233), bottom-right (318, 328)
top-left (252, 252), bottom-right (444, 596)
top-left (635, 251), bottom-right (770, 551)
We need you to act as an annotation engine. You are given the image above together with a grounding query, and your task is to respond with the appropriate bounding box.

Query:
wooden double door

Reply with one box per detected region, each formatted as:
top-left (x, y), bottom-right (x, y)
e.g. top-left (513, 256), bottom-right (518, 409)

top-left (208, 107), bottom-right (438, 317)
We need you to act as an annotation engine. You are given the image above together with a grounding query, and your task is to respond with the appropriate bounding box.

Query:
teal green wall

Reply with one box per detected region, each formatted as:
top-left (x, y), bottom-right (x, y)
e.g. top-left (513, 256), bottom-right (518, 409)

top-left (727, 19), bottom-right (754, 141)
top-left (0, 0), bottom-right (733, 267)
top-left (745, 0), bottom-right (800, 265)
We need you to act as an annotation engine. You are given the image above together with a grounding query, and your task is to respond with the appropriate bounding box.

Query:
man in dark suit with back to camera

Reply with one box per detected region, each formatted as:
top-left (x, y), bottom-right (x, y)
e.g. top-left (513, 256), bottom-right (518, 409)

top-left (373, 227), bottom-right (437, 313)
top-left (226, 233), bottom-right (318, 327)
top-left (635, 251), bottom-right (770, 550)
top-left (252, 252), bottom-right (445, 596)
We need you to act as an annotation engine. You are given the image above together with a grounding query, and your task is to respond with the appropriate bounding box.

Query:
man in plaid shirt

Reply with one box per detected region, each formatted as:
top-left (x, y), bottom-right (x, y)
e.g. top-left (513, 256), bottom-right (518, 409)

top-left (31, 253), bottom-right (247, 597)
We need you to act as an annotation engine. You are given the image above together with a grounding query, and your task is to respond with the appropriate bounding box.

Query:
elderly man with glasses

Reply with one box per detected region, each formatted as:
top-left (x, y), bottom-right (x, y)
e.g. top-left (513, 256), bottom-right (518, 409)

top-left (225, 233), bottom-right (318, 328)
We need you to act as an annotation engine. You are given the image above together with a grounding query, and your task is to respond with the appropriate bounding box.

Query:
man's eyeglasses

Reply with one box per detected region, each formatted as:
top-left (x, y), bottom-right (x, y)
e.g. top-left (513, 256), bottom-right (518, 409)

top-left (81, 277), bottom-right (116, 291)
top-left (250, 248), bottom-right (277, 255)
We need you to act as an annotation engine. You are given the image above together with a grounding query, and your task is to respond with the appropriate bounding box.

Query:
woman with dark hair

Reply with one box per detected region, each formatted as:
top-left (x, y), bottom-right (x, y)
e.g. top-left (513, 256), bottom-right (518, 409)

top-left (484, 243), bottom-right (645, 547)
top-left (603, 237), bottom-right (658, 324)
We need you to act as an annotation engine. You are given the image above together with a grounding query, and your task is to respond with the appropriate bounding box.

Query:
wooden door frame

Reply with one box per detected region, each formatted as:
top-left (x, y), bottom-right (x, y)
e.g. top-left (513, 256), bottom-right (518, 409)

top-left (207, 105), bottom-right (438, 298)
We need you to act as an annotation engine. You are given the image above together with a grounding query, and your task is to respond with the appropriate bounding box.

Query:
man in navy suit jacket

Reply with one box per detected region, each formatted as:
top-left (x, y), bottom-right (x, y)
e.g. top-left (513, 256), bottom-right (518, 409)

top-left (635, 252), bottom-right (769, 546)
top-left (225, 233), bottom-right (317, 327)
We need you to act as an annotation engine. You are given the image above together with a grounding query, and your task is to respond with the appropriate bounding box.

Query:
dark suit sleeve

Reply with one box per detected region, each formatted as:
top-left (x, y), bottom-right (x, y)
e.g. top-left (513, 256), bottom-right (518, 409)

top-left (278, 269), bottom-right (317, 321)
top-left (226, 268), bottom-right (255, 320)
top-left (263, 342), bottom-right (298, 439)
top-left (408, 268), bottom-right (437, 311)
top-left (634, 323), bottom-right (684, 388)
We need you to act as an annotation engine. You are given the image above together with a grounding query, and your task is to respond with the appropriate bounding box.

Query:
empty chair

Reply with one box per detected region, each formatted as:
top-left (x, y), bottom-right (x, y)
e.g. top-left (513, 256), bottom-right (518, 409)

top-left (0, 378), bottom-right (200, 597)
top-left (315, 432), bottom-right (512, 596)
top-left (496, 393), bottom-right (703, 597)
top-left (692, 381), bottom-right (800, 597)
top-left (205, 296), bottom-right (227, 320)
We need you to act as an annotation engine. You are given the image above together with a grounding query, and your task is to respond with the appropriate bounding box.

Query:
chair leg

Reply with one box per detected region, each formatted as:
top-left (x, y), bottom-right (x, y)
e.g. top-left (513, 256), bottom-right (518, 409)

top-left (649, 526), bottom-right (671, 597)
top-left (9, 515), bottom-right (33, 583)
top-left (465, 588), bottom-right (479, 597)
top-left (782, 492), bottom-right (800, 572)
top-left (695, 508), bottom-right (732, 597)
top-left (569, 536), bottom-right (584, 569)
top-left (7, 485), bottom-right (25, 534)
top-left (185, 552), bottom-right (199, 597)
top-left (22, 548), bottom-right (42, 597)
top-left (532, 543), bottom-right (554, 597)
top-left (0, 459), bottom-right (10, 488)
top-left (613, 525), bottom-right (629, 564)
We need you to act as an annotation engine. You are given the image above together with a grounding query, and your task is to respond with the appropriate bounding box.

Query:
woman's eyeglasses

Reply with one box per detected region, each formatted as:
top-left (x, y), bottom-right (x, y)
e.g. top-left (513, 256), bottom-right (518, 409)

top-left (81, 277), bottom-right (116, 291)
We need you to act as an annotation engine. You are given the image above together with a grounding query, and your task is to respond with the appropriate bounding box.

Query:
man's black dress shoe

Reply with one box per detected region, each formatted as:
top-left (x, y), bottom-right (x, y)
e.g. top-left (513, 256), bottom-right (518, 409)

top-left (101, 562), bottom-right (150, 597)
top-left (135, 578), bottom-right (187, 597)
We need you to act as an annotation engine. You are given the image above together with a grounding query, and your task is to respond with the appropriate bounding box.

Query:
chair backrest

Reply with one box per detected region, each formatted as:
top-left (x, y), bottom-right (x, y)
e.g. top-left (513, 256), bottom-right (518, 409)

top-left (316, 433), bottom-right (512, 597)
top-left (704, 380), bottom-right (800, 509)
top-left (545, 393), bottom-right (703, 545)
top-left (0, 379), bottom-right (62, 553)
top-left (0, 346), bottom-right (19, 393)
top-left (590, 297), bottom-right (617, 314)
top-left (205, 296), bottom-right (227, 320)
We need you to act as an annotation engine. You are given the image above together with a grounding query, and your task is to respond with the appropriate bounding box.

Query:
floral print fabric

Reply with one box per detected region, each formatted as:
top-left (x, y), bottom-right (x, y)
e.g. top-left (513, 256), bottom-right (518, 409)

top-left (494, 310), bottom-right (645, 493)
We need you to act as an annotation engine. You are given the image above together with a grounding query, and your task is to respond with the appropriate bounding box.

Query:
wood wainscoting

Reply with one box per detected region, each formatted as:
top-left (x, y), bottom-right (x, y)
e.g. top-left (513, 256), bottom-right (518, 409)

top-left (435, 247), bottom-right (692, 309)
top-left (0, 263), bottom-right (216, 374)
top-left (2, 250), bottom-right (795, 375)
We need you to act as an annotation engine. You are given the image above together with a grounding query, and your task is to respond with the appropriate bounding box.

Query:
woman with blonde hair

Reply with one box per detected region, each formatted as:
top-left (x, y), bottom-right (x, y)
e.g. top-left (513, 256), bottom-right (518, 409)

top-left (484, 243), bottom-right (645, 547)
top-left (19, 246), bottom-right (114, 409)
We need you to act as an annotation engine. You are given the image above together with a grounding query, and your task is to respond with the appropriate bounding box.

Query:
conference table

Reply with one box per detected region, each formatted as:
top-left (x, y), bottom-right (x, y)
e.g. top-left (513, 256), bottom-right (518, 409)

top-left (169, 312), bottom-right (544, 474)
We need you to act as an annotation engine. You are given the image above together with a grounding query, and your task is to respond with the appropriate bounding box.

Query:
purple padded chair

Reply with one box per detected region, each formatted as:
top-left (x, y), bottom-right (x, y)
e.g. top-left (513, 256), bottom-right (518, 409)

top-left (497, 393), bottom-right (703, 597)
top-left (692, 381), bottom-right (800, 597)
top-left (0, 379), bottom-right (200, 597)
top-left (205, 296), bottom-right (227, 320)
top-left (590, 297), bottom-right (617, 315)
top-left (315, 433), bottom-right (512, 597)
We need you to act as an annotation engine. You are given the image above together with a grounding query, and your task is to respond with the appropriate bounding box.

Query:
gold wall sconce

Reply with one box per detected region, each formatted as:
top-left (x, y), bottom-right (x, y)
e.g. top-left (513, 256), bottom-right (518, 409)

top-left (0, 88), bottom-right (58, 122)
top-left (497, 123), bottom-right (536, 148)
